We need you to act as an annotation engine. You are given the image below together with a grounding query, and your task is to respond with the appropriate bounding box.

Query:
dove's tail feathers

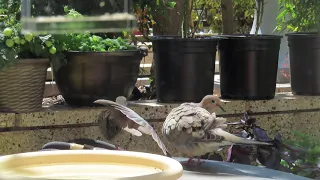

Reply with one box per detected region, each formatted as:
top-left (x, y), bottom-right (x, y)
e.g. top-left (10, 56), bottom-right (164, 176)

top-left (212, 128), bottom-right (272, 146)
top-left (150, 131), bottom-right (170, 156)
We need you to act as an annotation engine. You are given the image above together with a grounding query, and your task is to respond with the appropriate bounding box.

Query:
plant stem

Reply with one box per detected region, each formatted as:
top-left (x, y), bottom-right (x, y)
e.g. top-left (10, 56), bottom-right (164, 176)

top-left (255, 0), bottom-right (261, 35)
top-left (259, 0), bottom-right (264, 33)
top-left (191, 3), bottom-right (205, 38)
top-left (182, 0), bottom-right (190, 38)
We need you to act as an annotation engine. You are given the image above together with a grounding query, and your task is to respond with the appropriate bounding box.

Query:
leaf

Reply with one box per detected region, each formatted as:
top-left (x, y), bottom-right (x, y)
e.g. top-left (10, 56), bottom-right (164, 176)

top-left (252, 127), bottom-right (273, 142)
top-left (34, 43), bottom-right (45, 57)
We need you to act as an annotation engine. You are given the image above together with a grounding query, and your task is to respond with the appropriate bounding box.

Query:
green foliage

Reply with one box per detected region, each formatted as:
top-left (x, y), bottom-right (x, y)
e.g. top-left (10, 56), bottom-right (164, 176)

top-left (283, 130), bottom-right (320, 178)
top-left (194, 0), bottom-right (255, 34)
top-left (133, 0), bottom-right (177, 37)
top-left (276, 0), bottom-right (320, 33)
top-left (0, 0), bottom-right (61, 71)
top-left (54, 7), bottom-right (137, 52)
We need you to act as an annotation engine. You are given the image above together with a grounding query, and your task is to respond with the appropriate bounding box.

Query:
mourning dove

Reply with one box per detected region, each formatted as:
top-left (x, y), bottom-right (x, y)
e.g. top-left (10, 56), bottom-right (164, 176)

top-left (162, 95), bottom-right (271, 165)
top-left (94, 97), bottom-right (170, 157)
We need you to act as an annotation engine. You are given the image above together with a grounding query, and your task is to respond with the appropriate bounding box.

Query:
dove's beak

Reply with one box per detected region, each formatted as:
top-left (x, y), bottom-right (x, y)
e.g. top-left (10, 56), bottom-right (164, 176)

top-left (217, 104), bottom-right (226, 112)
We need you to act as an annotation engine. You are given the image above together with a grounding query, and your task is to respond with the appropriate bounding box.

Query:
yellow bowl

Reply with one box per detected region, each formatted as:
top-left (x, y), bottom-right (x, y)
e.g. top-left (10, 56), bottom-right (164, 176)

top-left (0, 150), bottom-right (183, 180)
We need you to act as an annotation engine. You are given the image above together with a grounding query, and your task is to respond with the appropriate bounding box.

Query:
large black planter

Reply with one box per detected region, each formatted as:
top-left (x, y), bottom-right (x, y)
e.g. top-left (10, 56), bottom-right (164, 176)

top-left (218, 35), bottom-right (282, 100)
top-left (287, 32), bottom-right (320, 95)
top-left (52, 51), bottom-right (144, 106)
top-left (152, 36), bottom-right (219, 103)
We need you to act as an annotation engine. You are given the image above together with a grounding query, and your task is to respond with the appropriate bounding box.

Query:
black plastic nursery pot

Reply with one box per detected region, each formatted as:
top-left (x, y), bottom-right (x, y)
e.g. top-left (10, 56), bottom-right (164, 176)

top-left (52, 51), bottom-right (144, 106)
top-left (287, 32), bottom-right (320, 95)
top-left (152, 36), bottom-right (219, 103)
top-left (218, 35), bottom-right (282, 100)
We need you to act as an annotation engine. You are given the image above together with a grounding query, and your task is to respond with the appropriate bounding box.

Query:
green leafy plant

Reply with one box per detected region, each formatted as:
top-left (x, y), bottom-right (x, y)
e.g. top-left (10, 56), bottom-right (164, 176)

top-left (54, 6), bottom-right (137, 52)
top-left (0, 0), bottom-right (61, 70)
top-left (276, 0), bottom-right (320, 33)
top-left (280, 130), bottom-right (320, 178)
top-left (194, 0), bottom-right (256, 34)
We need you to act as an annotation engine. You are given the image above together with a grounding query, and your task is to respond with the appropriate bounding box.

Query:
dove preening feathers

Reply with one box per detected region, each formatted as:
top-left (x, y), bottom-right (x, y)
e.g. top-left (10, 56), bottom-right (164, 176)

top-left (94, 96), bottom-right (171, 157)
top-left (162, 95), bottom-right (271, 165)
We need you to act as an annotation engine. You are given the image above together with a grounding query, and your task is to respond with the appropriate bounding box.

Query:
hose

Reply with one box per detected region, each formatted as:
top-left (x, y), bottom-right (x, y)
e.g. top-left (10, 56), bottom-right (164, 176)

top-left (40, 139), bottom-right (123, 151)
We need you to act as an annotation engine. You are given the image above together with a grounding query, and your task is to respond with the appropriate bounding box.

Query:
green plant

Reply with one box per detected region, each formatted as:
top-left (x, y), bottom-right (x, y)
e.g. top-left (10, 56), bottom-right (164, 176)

top-left (192, 0), bottom-right (256, 34)
top-left (133, 0), bottom-right (177, 38)
top-left (54, 6), bottom-right (137, 52)
top-left (280, 130), bottom-right (320, 178)
top-left (228, 112), bottom-right (320, 179)
top-left (0, 1), bottom-right (60, 70)
top-left (276, 0), bottom-right (320, 33)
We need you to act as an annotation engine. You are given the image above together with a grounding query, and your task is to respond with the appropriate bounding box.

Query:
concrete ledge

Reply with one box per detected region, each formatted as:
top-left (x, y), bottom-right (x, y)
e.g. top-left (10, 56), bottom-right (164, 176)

top-left (0, 92), bottom-right (320, 155)
top-left (1, 92), bottom-right (318, 128)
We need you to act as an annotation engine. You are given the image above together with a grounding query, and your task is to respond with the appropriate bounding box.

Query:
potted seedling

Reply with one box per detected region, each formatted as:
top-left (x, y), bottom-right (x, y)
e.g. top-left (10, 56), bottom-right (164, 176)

top-left (217, 0), bottom-right (282, 100)
top-left (51, 7), bottom-right (146, 106)
top-left (0, 2), bottom-right (60, 113)
top-left (275, 0), bottom-right (320, 95)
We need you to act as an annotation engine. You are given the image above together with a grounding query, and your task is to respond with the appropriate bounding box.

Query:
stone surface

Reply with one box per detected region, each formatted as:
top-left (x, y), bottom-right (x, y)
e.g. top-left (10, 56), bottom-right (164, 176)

top-left (0, 123), bottom-right (183, 156)
top-left (0, 112), bottom-right (320, 156)
top-left (0, 92), bottom-right (314, 128)
top-left (0, 93), bottom-right (320, 156)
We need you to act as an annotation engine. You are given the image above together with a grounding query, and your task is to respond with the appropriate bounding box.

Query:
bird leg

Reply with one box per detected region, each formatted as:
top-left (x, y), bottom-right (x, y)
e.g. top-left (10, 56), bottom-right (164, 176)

top-left (115, 144), bottom-right (119, 150)
top-left (181, 157), bottom-right (195, 166)
top-left (196, 156), bottom-right (205, 165)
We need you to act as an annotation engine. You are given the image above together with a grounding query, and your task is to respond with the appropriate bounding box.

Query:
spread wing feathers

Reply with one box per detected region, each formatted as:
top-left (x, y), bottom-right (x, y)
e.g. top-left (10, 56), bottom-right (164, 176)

top-left (124, 127), bottom-right (143, 136)
top-left (95, 100), bottom-right (150, 128)
top-left (94, 99), bottom-right (170, 156)
top-left (151, 130), bottom-right (171, 157)
top-left (210, 128), bottom-right (272, 146)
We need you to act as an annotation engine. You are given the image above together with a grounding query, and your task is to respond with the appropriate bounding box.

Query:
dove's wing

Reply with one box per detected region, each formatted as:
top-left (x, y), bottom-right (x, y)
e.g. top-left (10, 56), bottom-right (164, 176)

top-left (95, 99), bottom-right (170, 156)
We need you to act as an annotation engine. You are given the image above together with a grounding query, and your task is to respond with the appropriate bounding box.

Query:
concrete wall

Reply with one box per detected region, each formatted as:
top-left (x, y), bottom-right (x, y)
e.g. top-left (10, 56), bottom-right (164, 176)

top-left (0, 92), bottom-right (319, 157)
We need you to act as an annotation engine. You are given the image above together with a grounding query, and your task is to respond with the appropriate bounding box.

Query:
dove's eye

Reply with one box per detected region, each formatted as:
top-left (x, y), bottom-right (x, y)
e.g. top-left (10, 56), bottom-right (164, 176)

top-left (212, 100), bottom-right (216, 103)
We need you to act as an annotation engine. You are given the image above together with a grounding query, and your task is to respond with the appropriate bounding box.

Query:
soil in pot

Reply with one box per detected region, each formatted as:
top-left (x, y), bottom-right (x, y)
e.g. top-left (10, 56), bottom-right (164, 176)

top-left (218, 35), bottom-right (282, 100)
top-left (287, 32), bottom-right (320, 95)
top-left (52, 51), bottom-right (143, 106)
top-left (152, 36), bottom-right (219, 103)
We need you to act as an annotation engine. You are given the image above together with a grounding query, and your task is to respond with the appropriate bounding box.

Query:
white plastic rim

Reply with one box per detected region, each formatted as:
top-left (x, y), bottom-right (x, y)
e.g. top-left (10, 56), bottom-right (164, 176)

top-left (0, 150), bottom-right (183, 180)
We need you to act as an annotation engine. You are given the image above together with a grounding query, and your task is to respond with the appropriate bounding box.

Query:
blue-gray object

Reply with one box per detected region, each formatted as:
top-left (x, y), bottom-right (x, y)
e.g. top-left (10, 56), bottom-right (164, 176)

top-left (174, 157), bottom-right (311, 180)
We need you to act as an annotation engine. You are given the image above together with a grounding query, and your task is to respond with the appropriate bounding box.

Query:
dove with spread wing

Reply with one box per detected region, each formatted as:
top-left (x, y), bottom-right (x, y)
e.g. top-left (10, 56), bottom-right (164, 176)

top-left (94, 96), bottom-right (171, 157)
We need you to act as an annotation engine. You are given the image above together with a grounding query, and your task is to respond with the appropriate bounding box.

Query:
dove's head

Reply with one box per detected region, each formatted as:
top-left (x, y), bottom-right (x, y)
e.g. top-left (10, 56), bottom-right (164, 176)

top-left (116, 96), bottom-right (128, 106)
top-left (199, 95), bottom-right (226, 112)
